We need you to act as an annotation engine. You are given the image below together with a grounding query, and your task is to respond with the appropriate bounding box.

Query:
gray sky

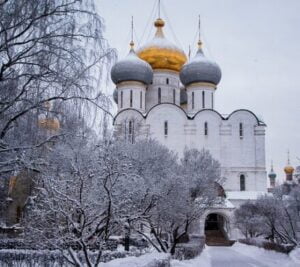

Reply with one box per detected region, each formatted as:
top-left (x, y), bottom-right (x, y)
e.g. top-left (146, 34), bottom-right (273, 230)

top-left (98, 0), bottom-right (300, 180)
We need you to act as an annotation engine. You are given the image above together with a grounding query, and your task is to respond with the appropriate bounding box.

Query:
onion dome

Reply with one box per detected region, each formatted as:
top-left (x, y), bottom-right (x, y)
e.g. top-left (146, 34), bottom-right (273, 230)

top-left (268, 164), bottom-right (277, 179)
top-left (284, 165), bottom-right (294, 175)
top-left (38, 116), bottom-right (60, 131)
top-left (111, 43), bottom-right (153, 85)
top-left (137, 18), bottom-right (187, 72)
top-left (284, 151), bottom-right (295, 174)
top-left (37, 102), bottom-right (60, 131)
top-left (180, 42), bottom-right (222, 86)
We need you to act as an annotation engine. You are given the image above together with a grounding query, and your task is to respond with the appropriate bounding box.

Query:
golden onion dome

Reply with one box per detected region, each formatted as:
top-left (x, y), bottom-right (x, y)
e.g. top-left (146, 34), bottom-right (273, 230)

top-left (137, 18), bottom-right (187, 72)
top-left (284, 165), bottom-right (294, 174)
top-left (38, 117), bottom-right (60, 131)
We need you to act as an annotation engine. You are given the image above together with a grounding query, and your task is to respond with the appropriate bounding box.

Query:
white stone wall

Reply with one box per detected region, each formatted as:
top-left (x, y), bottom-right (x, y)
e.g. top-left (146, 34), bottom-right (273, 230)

top-left (186, 84), bottom-right (216, 115)
top-left (114, 105), bottom-right (267, 192)
top-left (116, 81), bottom-right (146, 112)
top-left (145, 70), bottom-right (181, 111)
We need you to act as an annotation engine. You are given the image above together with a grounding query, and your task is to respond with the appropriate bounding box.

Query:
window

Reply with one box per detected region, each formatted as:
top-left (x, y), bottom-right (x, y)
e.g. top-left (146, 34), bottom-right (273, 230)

top-left (130, 90), bottom-right (133, 108)
top-left (204, 122), bottom-right (208, 136)
top-left (173, 89), bottom-right (176, 104)
top-left (166, 78), bottom-right (169, 85)
top-left (158, 87), bottom-right (161, 104)
top-left (240, 175), bottom-right (246, 191)
top-left (164, 121), bottom-right (168, 136)
top-left (120, 91), bottom-right (123, 108)
top-left (140, 91), bottom-right (142, 109)
top-left (202, 91), bottom-right (205, 109)
top-left (128, 121), bottom-right (134, 143)
top-left (239, 123), bottom-right (243, 138)
top-left (211, 93), bottom-right (214, 109)
top-left (192, 92), bottom-right (195, 109)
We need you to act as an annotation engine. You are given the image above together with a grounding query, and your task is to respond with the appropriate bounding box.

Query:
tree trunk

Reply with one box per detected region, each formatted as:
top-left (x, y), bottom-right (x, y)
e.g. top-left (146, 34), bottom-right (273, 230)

top-left (124, 224), bottom-right (130, 251)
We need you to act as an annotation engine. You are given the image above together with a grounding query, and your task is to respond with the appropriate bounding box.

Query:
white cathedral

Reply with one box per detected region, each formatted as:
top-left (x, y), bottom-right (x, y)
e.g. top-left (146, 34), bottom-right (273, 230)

top-left (110, 17), bottom-right (267, 241)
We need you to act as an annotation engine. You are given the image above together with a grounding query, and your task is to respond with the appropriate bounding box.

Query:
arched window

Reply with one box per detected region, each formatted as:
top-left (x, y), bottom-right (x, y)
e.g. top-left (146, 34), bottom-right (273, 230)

top-left (120, 91), bottom-right (123, 108)
top-left (204, 122), bottom-right (208, 136)
top-left (202, 91), bottom-right (205, 109)
top-left (192, 92), bottom-right (195, 109)
top-left (173, 89), bottom-right (176, 104)
top-left (240, 174), bottom-right (246, 191)
top-left (239, 123), bottom-right (243, 138)
top-left (130, 90), bottom-right (133, 108)
top-left (211, 92), bottom-right (214, 109)
top-left (140, 91), bottom-right (142, 109)
top-left (164, 121), bottom-right (168, 136)
top-left (166, 78), bottom-right (169, 85)
top-left (158, 87), bottom-right (161, 104)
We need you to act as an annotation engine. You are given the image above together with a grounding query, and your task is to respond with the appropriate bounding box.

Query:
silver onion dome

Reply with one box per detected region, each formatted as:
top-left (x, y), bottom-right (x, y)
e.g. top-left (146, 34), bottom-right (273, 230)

top-left (180, 48), bottom-right (222, 86)
top-left (111, 48), bottom-right (153, 85)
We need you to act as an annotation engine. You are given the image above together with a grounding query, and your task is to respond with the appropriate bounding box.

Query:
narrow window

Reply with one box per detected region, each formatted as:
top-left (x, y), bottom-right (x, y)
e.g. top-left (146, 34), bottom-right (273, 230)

top-left (130, 90), bottom-right (133, 108)
top-left (192, 92), bottom-right (195, 109)
top-left (140, 91), bottom-right (142, 109)
top-left (158, 87), bottom-right (161, 104)
top-left (204, 122), bottom-right (208, 136)
top-left (202, 91), bottom-right (205, 109)
top-left (121, 91), bottom-right (123, 108)
top-left (240, 175), bottom-right (246, 191)
top-left (16, 206), bottom-right (22, 223)
top-left (166, 78), bottom-right (169, 85)
top-left (239, 123), bottom-right (243, 138)
top-left (173, 89), bottom-right (176, 104)
top-left (128, 121), bottom-right (134, 143)
top-left (211, 93), bottom-right (214, 109)
top-left (164, 121), bottom-right (168, 136)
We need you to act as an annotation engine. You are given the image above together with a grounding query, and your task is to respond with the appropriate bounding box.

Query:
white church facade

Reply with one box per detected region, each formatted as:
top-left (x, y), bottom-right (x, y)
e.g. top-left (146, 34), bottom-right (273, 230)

top-left (111, 17), bottom-right (267, 241)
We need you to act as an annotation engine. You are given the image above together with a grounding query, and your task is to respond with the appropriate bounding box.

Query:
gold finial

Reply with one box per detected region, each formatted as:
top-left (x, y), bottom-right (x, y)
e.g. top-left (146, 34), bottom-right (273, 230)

top-left (130, 40), bottom-right (135, 49)
top-left (154, 18), bottom-right (165, 28)
top-left (130, 16), bottom-right (135, 49)
top-left (198, 40), bottom-right (203, 49)
top-left (197, 15), bottom-right (203, 49)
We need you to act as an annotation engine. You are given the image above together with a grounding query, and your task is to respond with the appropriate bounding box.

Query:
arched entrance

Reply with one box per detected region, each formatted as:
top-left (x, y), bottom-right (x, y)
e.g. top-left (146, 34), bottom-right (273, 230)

top-left (205, 213), bottom-right (233, 246)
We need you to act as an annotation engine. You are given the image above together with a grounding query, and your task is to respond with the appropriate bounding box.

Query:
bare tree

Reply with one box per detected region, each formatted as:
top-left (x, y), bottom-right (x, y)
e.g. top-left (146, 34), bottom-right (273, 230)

top-left (0, 0), bottom-right (114, 176)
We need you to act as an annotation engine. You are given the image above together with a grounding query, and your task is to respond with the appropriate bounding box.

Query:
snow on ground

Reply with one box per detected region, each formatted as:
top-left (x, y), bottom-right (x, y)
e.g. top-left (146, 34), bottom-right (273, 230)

top-left (171, 243), bottom-right (295, 267)
top-left (290, 247), bottom-right (300, 265)
top-left (100, 252), bottom-right (169, 267)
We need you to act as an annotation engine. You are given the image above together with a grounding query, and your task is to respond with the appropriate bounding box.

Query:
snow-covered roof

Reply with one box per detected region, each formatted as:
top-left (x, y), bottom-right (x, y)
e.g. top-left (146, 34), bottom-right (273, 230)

top-left (226, 191), bottom-right (270, 200)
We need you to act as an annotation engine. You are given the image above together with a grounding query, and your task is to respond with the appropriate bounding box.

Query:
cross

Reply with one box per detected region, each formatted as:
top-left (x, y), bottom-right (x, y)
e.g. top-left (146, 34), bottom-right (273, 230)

top-left (158, 0), bottom-right (161, 18)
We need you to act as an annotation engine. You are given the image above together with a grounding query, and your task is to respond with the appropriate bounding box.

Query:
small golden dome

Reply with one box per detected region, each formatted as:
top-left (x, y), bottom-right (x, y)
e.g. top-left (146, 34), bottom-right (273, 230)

top-left (137, 18), bottom-right (187, 72)
top-left (38, 118), bottom-right (60, 131)
top-left (284, 165), bottom-right (294, 174)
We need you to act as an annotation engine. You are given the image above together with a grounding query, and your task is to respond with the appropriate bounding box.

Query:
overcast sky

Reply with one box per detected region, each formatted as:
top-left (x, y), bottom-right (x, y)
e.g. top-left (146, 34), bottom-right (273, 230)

top-left (98, 0), bottom-right (300, 180)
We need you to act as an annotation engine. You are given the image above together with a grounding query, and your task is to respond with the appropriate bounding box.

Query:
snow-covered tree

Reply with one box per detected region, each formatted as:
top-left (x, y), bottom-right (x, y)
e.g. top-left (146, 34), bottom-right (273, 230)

top-left (235, 183), bottom-right (300, 247)
top-left (0, 0), bottom-right (114, 176)
top-left (124, 144), bottom-right (223, 255)
top-left (234, 201), bottom-right (268, 238)
top-left (0, 0), bottom-right (114, 225)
